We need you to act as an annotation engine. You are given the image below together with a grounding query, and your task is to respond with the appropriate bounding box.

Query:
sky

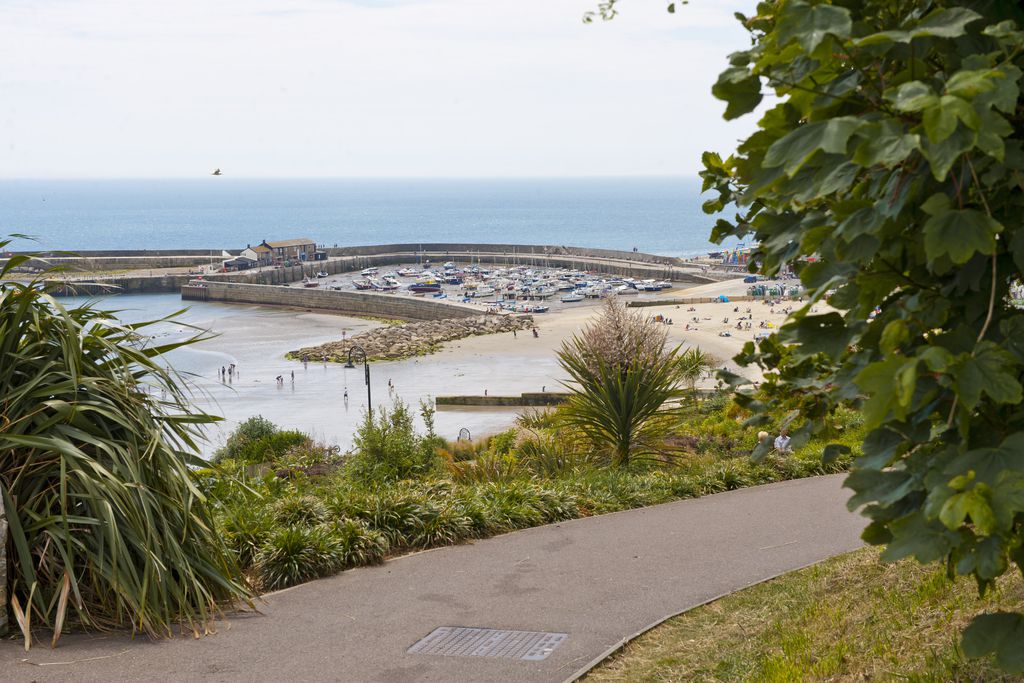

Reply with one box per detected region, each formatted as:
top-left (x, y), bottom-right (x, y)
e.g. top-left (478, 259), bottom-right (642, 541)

top-left (1, 0), bottom-right (759, 179)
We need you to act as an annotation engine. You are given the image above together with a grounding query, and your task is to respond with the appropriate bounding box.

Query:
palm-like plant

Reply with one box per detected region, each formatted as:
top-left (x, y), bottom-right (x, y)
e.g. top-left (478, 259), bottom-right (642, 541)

top-left (0, 240), bottom-right (251, 647)
top-left (557, 299), bottom-right (709, 467)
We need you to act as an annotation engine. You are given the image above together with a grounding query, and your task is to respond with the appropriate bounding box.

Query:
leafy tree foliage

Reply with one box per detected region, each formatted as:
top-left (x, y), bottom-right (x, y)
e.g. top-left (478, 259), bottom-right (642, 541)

top-left (698, 0), bottom-right (1024, 670)
top-left (557, 299), bottom-right (710, 467)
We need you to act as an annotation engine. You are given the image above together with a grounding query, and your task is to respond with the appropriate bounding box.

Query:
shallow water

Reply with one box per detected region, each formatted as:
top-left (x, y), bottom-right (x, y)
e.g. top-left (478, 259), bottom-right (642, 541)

top-left (64, 293), bottom-right (565, 457)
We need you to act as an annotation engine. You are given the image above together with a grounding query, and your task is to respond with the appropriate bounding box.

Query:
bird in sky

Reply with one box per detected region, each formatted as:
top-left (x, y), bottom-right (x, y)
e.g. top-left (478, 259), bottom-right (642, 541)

top-left (212, 168), bottom-right (222, 176)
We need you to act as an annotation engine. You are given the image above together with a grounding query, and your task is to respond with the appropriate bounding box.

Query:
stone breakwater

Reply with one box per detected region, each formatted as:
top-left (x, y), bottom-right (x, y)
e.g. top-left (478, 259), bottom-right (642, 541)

top-left (290, 314), bottom-right (535, 362)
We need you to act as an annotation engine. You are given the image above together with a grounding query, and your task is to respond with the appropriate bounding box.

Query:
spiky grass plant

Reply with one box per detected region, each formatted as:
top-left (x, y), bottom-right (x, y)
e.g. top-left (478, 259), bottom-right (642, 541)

top-left (252, 525), bottom-right (345, 591)
top-left (0, 241), bottom-right (250, 646)
top-left (330, 518), bottom-right (389, 567)
top-left (271, 495), bottom-right (329, 527)
top-left (557, 299), bottom-right (711, 468)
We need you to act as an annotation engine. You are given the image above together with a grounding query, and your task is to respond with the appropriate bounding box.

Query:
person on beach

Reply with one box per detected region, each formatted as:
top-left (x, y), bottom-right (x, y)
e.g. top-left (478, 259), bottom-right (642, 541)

top-left (343, 388), bottom-right (349, 402)
top-left (291, 370), bottom-right (294, 383)
top-left (532, 328), bottom-right (538, 338)
top-left (302, 354), bottom-right (309, 369)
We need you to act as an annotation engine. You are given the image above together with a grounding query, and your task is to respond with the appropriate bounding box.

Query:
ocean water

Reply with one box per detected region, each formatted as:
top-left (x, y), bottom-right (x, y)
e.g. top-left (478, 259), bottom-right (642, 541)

top-left (0, 177), bottom-right (735, 256)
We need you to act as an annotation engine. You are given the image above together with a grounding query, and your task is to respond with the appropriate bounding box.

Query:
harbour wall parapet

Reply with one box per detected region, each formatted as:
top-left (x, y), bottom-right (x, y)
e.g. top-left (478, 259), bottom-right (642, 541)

top-left (436, 393), bottom-right (570, 407)
top-left (183, 281), bottom-right (481, 322)
top-left (34, 243), bottom-right (726, 296)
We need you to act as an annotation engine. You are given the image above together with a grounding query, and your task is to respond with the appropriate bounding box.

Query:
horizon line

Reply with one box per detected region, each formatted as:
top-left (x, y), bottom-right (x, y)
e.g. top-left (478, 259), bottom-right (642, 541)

top-left (0, 174), bottom-right (700, 182)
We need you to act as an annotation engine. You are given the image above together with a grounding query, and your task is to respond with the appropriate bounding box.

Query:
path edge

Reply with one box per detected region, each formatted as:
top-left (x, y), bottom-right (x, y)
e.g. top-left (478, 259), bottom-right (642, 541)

top-left (563, 551), bottom-right (863, 682)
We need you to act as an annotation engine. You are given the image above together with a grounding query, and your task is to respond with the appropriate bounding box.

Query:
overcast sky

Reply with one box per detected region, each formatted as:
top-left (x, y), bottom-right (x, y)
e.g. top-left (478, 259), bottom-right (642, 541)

top-left (1, 0), bottom-right (758, 179)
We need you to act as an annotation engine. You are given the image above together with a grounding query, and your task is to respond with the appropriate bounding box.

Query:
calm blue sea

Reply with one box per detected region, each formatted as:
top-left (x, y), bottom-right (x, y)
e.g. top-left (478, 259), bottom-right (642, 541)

top-left (0, 177), bottom-right (734, 256)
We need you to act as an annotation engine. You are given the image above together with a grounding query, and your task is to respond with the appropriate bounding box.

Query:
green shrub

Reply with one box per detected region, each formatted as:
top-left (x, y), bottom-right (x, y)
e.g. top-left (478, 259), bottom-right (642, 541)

top-left (405, 502), bottom-right (475, 548)
top-left (219, 505), bottom-right (275, 570)
top-left (253, 525), bottom-right (346, 591)
top-left (517, 429), bottom-right (592, 477)
top-left (272, 495), bottom-right (329, 527)
top-left (488, 429), bottom-right (518, 456)
top-left (212, 416), bottom-right (312, 467)
top-left (349, 399), bottom-right (440, 483)
top-left (446, 451), bottom-right (523, 484)
top-left (328, 518), bottom-right (389, 567)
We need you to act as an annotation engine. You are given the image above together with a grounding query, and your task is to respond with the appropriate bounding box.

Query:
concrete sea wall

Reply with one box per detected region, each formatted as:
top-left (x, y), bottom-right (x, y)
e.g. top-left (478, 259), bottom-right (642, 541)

top-left (436, 392), bottom-right (570, 407)
top-left (35, 243), bottom-right (724, 296)
top-left (185, 281), bottom-right (481, 321)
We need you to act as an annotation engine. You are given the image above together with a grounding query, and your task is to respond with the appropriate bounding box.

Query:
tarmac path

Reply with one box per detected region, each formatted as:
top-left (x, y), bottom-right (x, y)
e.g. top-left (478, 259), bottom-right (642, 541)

top-left (1, 474), bottom-right (865, 683)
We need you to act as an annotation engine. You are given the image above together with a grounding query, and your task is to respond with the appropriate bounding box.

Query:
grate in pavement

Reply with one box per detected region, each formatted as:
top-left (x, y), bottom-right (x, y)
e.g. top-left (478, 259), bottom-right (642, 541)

top-left (407, 627), bottom-right (568, 661)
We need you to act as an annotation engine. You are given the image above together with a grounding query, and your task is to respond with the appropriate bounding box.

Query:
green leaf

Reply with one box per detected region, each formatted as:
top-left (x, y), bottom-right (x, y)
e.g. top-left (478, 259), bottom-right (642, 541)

top-left (712, 67), bottom-right (763, 120)
top-left (990, 472), bottom-right (1024, 531)
top-left (889, 81), bottom-right (938, 112)
top-left (822, 443), bottom-right (851, 465)
top-left (780, 312), bottom-right (850, 360)
top-left (853, 121), bottom-right (920, 167)
top-left (855, 356), bottom-right (908, 426)
top-left (764, 117), bottom-right (864, 176)
top-left (923, 208), bottom-right (1000, 265)
top-left (962, 612), bottom-right (1024, 672)
top-left (880, 512), bottom-right (959, 563)
top-left (854, 7), bottom-right (981, 46)
top-left (954, 342), bottom-right (1023, 410)
top-left (910, 6), bottom-right (982, 39)
top-left (945, 433), bottom-right (1024, 486)
top-left (921, 126), bottom-right (976, 181)
top-left (946, 69), bottom-right (999, 99)
top-left (939, 486), bottom-right (997, 533)
top-left (923, 96), bottom-right (978, 144)
top-left (776, 1), bottom-right (852, 52)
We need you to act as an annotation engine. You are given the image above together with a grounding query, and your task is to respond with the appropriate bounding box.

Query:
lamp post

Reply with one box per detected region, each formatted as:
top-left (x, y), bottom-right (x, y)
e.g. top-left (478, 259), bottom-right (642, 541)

top-left (345, 345), bottom-right (371, 416)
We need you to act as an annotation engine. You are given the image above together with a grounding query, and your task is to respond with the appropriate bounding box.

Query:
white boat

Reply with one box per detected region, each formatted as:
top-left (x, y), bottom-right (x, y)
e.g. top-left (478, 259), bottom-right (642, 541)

top-left (360, 267), bottom-right (379, 276)
top-left (615, 285), bottom-right (639, 296)
top-left (315, 271), bottom-right (329, 278)
top-left (560, 292), bottom-right (584, 303)
top-left (472, 286), bottom-right (496, 298)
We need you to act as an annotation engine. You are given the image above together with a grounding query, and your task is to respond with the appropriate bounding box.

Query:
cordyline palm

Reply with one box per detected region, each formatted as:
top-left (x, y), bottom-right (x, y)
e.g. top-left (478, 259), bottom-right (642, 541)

top-left (557, 299), bottom-right (710, 467)
top-left (0, 240), bottom-right (251, 648)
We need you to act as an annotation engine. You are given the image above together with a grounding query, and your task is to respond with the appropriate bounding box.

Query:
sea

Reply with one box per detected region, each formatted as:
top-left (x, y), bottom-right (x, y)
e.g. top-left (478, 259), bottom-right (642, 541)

top-left (0, 177), bottom-right (737, 256)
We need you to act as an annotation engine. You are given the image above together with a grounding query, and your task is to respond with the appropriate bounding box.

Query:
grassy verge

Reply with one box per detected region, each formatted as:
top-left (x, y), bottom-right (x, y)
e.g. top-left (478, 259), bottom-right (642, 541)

top-left (583, 547), bottom-right (1024, 682)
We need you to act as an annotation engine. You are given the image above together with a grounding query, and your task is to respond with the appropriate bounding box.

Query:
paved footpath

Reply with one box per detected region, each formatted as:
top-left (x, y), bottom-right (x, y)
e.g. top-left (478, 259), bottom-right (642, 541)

top-left (2, 475), bottom-right (864, 683)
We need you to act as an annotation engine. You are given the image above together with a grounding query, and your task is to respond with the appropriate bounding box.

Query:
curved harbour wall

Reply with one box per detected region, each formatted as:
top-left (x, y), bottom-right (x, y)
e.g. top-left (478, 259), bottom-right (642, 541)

top-left (40, 243), bottom-right (724, 297)
top-left (183, 281), bottom-right (481, 322)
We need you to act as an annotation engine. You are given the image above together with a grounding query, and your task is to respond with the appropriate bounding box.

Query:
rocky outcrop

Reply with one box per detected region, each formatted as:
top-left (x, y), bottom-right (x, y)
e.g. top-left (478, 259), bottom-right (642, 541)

top-left (291, 314), bottom-right (534, 362)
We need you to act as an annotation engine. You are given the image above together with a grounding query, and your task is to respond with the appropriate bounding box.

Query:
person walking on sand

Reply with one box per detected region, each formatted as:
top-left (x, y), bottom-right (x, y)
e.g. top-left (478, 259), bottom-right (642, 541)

top-left (532, 328), bottom-right (539, 338)
top-left (290, 370), bottom-right (294, 383)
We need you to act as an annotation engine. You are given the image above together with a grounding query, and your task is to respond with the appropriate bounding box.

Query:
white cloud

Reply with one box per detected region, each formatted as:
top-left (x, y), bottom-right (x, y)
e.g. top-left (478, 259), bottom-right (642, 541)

top-left (0, 0), bottom-right (759, 178)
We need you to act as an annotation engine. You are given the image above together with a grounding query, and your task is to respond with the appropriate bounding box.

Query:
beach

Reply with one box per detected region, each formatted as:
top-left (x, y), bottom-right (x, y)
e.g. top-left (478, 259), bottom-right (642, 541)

top-left (100, 272), bottom-right (796, 457)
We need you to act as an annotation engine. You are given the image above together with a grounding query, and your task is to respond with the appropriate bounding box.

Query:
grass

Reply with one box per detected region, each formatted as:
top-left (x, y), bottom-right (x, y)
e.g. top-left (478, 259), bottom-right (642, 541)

top-left (583, 547), bottom-right (1024, 682)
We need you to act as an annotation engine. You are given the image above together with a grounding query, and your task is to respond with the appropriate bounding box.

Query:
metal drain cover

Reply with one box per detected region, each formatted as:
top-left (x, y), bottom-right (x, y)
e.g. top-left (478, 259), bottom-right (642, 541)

top-left (408, 627), bottom-right (568, 661)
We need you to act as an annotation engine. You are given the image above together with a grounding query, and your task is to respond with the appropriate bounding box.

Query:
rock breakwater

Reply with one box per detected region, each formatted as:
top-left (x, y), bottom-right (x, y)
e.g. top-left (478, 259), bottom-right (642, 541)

top-left (290, 314), bottom-right (534, 362)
